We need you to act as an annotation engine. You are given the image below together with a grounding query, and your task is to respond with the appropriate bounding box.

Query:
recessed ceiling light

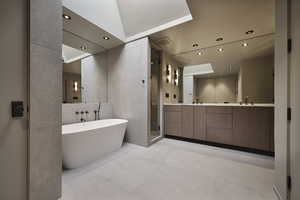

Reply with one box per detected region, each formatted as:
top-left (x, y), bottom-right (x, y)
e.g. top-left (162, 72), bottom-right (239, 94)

top-left (216, 37), bottom-right (223, 42)
top-left (80, 46), bottom-right (87, 51)
top-left (217, 48), bottom-right (224, 52)
top-left (192, 43), bottom-right (199, 47)
top-left (245, 30), bottom-right (254, 35)
top-left (63, 14), bottom-right (71, 20)
top-left (242, 42), bottom-right (248, 47)
top-left (197, 52), bottom-right (203, 56)
top-left (103, 36), bottom-right (110, 40)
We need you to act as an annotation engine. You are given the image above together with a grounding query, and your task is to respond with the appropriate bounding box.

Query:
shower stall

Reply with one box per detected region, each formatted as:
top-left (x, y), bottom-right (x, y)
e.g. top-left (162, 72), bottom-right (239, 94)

top-left (149, 48), bottom-right (162, 142)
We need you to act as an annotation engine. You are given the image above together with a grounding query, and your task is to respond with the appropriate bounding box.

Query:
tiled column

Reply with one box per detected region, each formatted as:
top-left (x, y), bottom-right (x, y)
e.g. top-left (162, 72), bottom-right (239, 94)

top-left (29, 0), bottom-right (62, 199)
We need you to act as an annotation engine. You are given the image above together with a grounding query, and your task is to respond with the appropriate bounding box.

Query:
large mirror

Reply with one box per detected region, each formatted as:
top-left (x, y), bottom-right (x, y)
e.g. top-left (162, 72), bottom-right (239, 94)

top-left (62, 45), bottom-right (85, 103)
top-left (151, 32), bottom-right (274, 104)
top-left (62, 7), bottom-right (123, 104)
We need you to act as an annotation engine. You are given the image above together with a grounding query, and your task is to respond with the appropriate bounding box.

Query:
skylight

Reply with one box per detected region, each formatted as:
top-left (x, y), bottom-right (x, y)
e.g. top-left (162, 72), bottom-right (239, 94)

top-left (62, 44), bottom-right (91, 64)
top-left (183, 63), bottom-right (214, 76)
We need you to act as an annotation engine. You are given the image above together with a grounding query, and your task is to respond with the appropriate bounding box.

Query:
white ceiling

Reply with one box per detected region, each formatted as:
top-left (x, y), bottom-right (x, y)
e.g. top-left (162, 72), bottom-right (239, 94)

top-left (64, 0), bottom-right (192, 42)
top-left (63, 0), bottom-right (126, 40)
top-left (150, 0), bottom-right (275, 76)
top-left (183, 64), bottom-right (214, 76)
top-left (63, 7), bottom-right (124, 55)
top-left (116, 0), bottom-right (192, 41)
top-left (62, 44), bottom-right (90, 63)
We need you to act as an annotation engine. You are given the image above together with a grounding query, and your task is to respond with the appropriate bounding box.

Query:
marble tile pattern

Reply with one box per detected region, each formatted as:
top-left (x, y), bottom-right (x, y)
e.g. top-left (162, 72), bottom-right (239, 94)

top-left (62, 103), bottom-right (113, 125)
top-left (61, 139), bottom-right (276, 200)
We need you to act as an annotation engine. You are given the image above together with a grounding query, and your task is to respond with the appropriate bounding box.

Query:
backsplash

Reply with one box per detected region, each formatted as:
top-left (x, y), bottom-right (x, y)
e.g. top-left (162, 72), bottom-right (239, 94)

top-left (62, 103), bottom-right (113, 125)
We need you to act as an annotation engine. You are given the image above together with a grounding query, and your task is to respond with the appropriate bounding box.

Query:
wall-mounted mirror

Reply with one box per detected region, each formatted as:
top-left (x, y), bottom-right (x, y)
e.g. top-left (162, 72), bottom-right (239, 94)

top-left (151, 31), bottom-right (274, 104)
top-left (62, 7), bottom-right (123, 104)
top-left (62, 46), bottom-right (83, 103)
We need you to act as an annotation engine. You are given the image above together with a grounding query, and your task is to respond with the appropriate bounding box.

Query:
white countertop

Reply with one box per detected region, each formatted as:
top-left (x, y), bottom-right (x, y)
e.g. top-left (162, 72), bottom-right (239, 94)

top-left (164, 103), bottom-right (274, 107)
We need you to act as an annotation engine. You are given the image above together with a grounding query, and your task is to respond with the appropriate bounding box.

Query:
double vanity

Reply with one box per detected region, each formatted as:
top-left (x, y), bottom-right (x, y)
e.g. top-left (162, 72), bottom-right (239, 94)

top-left (164, 103), bottom-right (274, 154)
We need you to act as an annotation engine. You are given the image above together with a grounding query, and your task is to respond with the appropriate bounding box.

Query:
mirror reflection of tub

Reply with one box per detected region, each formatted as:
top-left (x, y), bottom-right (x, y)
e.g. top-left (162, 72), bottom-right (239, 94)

top-left (62, 119), bottom-right (128, 169)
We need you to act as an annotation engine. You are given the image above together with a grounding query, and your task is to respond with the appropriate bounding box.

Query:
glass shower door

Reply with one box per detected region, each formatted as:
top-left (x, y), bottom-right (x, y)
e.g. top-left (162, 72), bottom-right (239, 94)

top-left (150, 48), bottom-right (161, 141)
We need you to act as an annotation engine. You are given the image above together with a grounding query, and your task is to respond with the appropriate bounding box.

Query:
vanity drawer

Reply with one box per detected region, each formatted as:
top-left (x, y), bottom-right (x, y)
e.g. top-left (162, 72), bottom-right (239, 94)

top-left (206, 113), bottom-right (233, 129)
top-left (164, 105), bottom-right (182, 112)
top-left (164, 106), bottom-right (182, 137)
top-left (206, 106), bottom-right (232, 114)
top-left (206, 128), bottom-right (233, 145)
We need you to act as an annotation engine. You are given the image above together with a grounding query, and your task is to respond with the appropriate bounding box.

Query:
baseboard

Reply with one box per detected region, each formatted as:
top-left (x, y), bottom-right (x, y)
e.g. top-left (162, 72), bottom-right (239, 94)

top-left (273, 185), bottom-right (282, 200)
top-left (165, 135), bottom-right (275, 157)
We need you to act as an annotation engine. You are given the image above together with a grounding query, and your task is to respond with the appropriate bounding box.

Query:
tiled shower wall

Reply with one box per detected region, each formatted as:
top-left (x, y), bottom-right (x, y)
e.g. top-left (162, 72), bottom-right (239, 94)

top-left (62, 103), bottom-right (113, 125)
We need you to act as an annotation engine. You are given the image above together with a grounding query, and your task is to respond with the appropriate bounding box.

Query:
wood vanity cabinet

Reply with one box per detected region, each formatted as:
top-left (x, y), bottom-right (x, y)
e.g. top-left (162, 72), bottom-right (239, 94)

top-left (164, 105), bottom-right (182, 137)
top-left (164, 105), bottom-right (274, 153)
top-left (181, 106), bottom-right (194, 138)
top-left (193, 106), bottom-right (206, 140)
top-left (205, 107), bottom-right (233, 145)
top-left (233, 107), bottom-right (274, 151)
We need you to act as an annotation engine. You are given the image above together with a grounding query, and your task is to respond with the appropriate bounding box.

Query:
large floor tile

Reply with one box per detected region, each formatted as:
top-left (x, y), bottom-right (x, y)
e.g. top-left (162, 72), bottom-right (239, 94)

top-left (61, 138), bottom-right (276, 200)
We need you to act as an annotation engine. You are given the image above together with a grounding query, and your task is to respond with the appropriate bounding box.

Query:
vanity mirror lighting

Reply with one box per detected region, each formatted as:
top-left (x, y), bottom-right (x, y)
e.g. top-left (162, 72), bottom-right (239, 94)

top-left (74, 81), bottom-right (78, 92)
top-left (174, 69), bottom-right (179, 86)
top-left (166, 64), bottom-right (172, 83)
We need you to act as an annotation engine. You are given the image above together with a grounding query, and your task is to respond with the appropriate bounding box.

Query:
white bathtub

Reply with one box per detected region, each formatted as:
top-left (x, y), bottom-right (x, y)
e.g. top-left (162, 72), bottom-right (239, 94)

top-left (62, 119), bottom-right (128, 169)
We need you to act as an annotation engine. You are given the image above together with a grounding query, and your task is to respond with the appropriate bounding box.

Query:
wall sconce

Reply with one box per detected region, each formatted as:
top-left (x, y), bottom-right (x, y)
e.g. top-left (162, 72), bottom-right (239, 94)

top-left (166, 64), bottom-right (172, 83)
top-left (174, 69), bottom-right (179, 86)
top-left (74, 81), bottom-right (78, 92)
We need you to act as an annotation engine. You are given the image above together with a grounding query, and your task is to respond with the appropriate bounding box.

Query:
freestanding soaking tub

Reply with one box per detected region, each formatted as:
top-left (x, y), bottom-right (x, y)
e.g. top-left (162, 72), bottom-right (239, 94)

top-left (62, 119), bottom-right (128, 169)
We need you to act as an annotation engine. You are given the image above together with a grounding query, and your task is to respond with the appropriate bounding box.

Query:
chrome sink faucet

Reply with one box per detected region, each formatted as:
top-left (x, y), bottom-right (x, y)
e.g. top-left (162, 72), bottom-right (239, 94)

top-left (244, 96), bottom-right (249, 105)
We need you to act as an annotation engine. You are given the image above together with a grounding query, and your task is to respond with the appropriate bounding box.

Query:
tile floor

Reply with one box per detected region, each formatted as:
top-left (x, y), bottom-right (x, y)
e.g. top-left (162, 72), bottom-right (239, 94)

top-left (61, 139), bottom-right (276, 200)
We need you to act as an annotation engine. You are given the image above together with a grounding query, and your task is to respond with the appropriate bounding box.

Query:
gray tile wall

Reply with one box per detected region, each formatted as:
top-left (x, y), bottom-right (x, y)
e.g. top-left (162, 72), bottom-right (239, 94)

top-left (62, 103), bottom-right (113, 125)
top-left (107, 37), bottom-right (150, 147)
top-left (0, 0), bottom-right (28, 199)
top-left (29, 0), bottom-right (62, 199)
top-left (81, 52), bottom-right (108, 103)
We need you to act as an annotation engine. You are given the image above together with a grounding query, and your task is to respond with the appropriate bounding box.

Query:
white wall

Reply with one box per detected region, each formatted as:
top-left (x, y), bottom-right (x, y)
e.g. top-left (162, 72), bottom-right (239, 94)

top-left (274, 0), bottom-right (289, 199)
top-left (81, 53), bottom-right (108, 103)
top-left (63, 0), bottom-right (126, 40)
top-left (183, 76), bottom-right (194, 104)
top-left (107, 37), bottom-right (150, 146)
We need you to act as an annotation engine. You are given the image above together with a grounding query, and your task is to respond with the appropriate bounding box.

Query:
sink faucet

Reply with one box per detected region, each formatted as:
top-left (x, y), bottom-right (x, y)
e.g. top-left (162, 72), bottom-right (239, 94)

top-left (244, 96), bottom-right (249, 105)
